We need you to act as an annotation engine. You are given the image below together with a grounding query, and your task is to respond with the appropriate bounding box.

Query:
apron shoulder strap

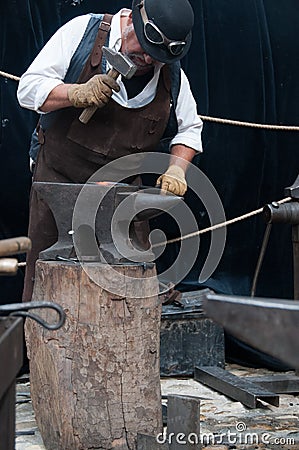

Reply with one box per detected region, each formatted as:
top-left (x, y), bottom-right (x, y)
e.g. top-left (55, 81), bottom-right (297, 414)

top-left (78, 13), bottom-right (113, 83)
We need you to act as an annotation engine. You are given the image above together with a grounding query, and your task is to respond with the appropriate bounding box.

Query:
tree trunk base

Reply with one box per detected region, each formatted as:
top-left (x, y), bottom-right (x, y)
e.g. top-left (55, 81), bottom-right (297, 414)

top-left (25, 260), bottom-right (162, 450)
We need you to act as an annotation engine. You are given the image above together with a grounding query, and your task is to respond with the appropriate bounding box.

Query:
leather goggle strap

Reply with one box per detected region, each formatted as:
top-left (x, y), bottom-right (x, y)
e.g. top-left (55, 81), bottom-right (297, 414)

top-left (78, 13), bottom-right (113, 83)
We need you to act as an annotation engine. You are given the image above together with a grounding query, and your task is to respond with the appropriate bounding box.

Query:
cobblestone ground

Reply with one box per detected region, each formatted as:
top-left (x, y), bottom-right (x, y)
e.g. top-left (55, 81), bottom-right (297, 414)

top-left (15, 366), bottom-right (299, 450)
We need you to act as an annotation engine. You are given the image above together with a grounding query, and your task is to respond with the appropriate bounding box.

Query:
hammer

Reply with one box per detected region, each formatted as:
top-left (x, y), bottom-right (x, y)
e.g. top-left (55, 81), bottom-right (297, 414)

top-left (79, 46), bottom-right (137, 124)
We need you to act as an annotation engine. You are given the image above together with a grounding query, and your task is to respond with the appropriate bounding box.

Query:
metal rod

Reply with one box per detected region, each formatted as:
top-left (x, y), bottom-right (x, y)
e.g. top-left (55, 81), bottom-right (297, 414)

top-left (251, 223), bottom-right (272, 297)
top-left (194, 366), bottom-right (279, 409)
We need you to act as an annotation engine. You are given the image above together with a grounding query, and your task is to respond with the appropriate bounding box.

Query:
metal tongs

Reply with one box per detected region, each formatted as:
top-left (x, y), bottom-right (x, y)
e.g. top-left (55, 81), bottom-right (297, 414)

top-left (0, 301), bottom-right (66, 330)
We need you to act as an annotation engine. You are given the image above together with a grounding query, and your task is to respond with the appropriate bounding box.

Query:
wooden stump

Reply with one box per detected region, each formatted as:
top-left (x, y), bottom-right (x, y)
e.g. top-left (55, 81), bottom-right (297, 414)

top-left (25, 260), bottom-right (162, 450)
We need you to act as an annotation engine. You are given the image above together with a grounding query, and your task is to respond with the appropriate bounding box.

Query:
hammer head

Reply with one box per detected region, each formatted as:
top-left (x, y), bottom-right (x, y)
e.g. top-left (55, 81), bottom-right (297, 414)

top-left (103, 46), bottom-right (137, 79)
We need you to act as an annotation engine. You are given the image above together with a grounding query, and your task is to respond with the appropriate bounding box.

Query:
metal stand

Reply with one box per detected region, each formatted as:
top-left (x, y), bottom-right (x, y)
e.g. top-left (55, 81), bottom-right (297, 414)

top-left (0, 318), bottom-right (23, 450)
top-left (263, 175), bottom-right (299, 373)
top-left (263, 173), bottom-right (299, 299)
top-left (197, 175), bottom-right (299, 407)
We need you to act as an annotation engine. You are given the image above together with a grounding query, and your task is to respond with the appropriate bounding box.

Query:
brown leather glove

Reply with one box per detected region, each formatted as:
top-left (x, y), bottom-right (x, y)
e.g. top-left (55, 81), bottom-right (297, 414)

top-left (67, 74), bottom-right (120, 108)
top-left (156, 165), bottom-right (187, 196)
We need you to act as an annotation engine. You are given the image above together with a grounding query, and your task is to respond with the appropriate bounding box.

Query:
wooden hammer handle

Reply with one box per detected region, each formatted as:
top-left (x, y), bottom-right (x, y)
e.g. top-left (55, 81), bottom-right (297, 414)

top-left (0, 258), bottom-right (18, 276)
top-left (0, 237), bottom-right (31, 257)
top-left (79, 68), bottom-right (120, 124)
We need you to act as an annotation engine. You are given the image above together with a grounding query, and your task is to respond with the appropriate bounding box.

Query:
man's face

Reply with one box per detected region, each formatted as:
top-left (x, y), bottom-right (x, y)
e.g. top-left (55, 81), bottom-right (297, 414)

top-left (121, 14), bottom-right (159, 76)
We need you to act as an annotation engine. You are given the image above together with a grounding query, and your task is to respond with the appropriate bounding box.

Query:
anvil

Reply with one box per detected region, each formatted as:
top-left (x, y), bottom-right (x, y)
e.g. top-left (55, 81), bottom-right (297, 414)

top-left (33, 182), bottom-right (182, 264)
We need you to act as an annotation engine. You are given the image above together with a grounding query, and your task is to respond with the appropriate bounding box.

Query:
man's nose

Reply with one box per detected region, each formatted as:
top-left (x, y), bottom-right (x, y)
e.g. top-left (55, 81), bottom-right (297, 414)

top-left (143, 53), bottom-right (154, 64)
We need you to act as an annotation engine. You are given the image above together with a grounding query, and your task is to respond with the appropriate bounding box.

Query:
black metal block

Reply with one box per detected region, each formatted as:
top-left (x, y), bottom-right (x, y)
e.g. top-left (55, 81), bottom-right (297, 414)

top-left (160, 290), bottom-right (225, 376)
top-left (0, 317), bottom-right (23, 450)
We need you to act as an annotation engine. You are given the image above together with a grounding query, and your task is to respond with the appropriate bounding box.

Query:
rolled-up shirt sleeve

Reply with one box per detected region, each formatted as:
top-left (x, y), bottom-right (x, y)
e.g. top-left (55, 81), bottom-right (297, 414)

top-left (170, 69), bottom-right (203, 152)
top-left (17, 15), bottom-right (89, 113)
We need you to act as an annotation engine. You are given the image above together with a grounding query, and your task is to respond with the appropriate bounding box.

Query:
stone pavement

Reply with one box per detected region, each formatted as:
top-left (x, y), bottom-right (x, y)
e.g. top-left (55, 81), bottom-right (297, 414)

top-left (15, 365), bottom-right (299, 449)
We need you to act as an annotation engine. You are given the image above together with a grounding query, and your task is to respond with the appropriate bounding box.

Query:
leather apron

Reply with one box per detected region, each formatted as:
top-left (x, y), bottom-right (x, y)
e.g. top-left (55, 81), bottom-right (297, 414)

top-left (23, 15), bottom-right (172, 301)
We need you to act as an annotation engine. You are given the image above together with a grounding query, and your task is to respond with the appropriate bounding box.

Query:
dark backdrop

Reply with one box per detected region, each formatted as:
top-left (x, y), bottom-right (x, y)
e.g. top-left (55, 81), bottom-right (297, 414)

top-left (181, 0), bottom-right (299, 300)
top-left (1, 0), bottom-right (298, 366)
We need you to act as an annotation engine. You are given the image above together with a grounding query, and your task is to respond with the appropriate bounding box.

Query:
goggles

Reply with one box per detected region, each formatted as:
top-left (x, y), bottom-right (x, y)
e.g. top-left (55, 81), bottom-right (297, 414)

top-left (138, 1), bottom-right (186, 56)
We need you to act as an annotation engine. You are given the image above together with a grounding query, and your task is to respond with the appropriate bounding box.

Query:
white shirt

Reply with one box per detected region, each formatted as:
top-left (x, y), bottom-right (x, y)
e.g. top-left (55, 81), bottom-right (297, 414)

top-left (17, 9), bottom-right (203, 152)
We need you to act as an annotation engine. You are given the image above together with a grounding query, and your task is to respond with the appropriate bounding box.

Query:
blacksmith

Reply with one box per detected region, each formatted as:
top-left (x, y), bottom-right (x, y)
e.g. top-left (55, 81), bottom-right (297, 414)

top-left (17, 0), bottom-right (203, 301)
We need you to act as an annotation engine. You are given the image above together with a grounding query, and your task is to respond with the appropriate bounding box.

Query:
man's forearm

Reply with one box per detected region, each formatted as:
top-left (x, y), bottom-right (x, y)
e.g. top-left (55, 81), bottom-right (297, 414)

top-left (169, 144), bottom-right (196, 171)
top-left (40, 84), bottom-right (73, 112)
top-left (156, 144), bottom-right (196, 195)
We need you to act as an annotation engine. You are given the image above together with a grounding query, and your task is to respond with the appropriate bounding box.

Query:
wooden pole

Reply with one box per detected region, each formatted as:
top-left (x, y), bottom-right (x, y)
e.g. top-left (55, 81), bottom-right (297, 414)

top-left (25, 260), bottom-right (162, 450)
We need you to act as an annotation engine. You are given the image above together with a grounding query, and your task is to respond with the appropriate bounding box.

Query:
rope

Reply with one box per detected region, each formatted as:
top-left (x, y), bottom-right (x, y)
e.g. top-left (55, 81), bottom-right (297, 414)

top-left (2, 69), bottom-right (299, 131)
top-left (0, 70), bottom-right (21, 82)
top-left (152, 196), bottom-right (292, 248)
top-left (198, 114), bottom-right (299, 131)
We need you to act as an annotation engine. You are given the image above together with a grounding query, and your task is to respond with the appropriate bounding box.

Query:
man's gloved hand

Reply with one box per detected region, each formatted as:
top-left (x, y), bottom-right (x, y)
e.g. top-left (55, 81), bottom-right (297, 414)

top-left (67, 74), bottom-right (120, 108)
top-left (156, 165), bottom-right (187, 196)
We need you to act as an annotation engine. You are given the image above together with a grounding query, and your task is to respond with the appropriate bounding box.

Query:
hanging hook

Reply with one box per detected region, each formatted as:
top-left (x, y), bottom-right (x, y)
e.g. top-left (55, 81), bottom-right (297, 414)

top-left (0, 301), bottom-right (66, 330)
